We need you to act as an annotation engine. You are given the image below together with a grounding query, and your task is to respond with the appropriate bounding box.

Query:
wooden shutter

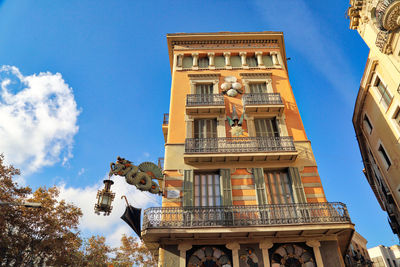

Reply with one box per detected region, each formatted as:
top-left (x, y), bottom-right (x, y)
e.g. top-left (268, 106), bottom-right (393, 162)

top-left (220, 169), bottom-right (232, 206)
top-left (250, 83), bottom-right (267, 93)
top-left (183, 170), bottom-right (194, 207)
top-left (288, 167), bottom-right (306, 203)
top-left (253, 168), bottom-right (267, 205)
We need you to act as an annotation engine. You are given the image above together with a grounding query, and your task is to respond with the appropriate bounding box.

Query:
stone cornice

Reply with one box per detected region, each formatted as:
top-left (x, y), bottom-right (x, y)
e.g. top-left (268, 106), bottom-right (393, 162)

top-left (240, 72), bottom-right (272, 79)
top-left (187, 73), bottom-right (220, 80)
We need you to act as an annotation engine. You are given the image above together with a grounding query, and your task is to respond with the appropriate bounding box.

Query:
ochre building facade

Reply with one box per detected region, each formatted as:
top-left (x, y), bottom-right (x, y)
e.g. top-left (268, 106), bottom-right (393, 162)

top-left (348, 0), bottom-right (400, 238)
top-left (142, 32), bottom-right (354, 267)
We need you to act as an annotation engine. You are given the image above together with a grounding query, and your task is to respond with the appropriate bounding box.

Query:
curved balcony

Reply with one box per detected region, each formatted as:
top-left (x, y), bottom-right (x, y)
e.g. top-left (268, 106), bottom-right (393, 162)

top-left (242, 93), bottom-right (284, 114)
top-left (184, 136), bottom-right (297, 163)
top-left (186, 94), bottom-right (225, 115)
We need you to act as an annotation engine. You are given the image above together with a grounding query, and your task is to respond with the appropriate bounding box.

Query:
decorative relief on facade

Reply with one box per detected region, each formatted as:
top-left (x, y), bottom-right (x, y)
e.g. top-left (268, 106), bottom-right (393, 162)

top-left (171, 39), bottom-right (279, 50)
top-left (239, 245), bottom-right (263, 267)
top-left (227, 106), bottom-right (247, 137)
top-left (270, 243), bottom-right (315, 267)
top-left (221, 76), bottom-right (243, 97)
top-left (187, 246), bottom-right (232, 267)
top-left (382, 1), bottom-right (400, 30)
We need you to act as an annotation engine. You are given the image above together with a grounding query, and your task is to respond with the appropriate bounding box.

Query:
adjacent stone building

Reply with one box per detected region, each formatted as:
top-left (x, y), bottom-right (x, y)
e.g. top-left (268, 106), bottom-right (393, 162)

top-left (142, 32), bottom-right (355, 267)
top-left (348, 0), bottom-right (400, 238)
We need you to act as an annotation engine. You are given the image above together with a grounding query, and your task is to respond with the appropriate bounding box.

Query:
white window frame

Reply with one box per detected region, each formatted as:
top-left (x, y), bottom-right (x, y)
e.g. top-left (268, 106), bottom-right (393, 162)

top-left (240, 73), bottom-right (274, 94)
top-left (188, 74), bottom-right (220, 94)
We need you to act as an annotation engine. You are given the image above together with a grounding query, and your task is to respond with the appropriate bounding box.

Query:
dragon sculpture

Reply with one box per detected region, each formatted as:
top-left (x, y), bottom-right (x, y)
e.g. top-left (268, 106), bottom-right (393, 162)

top-left (109, 156), bottom-right (163, 194)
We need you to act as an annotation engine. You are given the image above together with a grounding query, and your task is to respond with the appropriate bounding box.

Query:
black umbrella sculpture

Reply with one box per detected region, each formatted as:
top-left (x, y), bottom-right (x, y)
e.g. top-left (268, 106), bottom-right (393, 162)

top-left (94, 157), bottom-right (163, 238)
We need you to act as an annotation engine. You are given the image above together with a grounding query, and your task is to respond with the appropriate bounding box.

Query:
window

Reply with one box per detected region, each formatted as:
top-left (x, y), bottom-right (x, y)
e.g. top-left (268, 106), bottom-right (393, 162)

top-left (194, 173), bottom-right (221, 206)
top-left (247, 56), bottom-right (258, 67)
top-left (254, 118), bottom-right (279, 137)
top-left (194, 119), bottom-right (217, 138)
top-left (249, 83), bottom-right (267, 93)
top-left (264, 170), bottom-right (294, 204)
top-left (183, 56), bottom-right (193, 68)
top-left (375, 76), bottom-right (393, 108)
top-left (230, 55), bottom-right (242, 67)
top-left (363, 114), bottom-right (373, 134)
top-left (198, 57), bottom-right (209, 68)
top-left (378, 144), bottom-right (392, 169)
top-left (214, 56), bottom-right (225, 68)
top-left (195, 83), bottom-right (213, 94)
top-left (393, 107), bottom-right (400, 128)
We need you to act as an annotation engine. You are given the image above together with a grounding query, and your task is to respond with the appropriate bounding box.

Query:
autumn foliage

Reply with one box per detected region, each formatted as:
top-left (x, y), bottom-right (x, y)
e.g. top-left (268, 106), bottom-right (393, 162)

top-left (0, 155), bottom-right (156, 266)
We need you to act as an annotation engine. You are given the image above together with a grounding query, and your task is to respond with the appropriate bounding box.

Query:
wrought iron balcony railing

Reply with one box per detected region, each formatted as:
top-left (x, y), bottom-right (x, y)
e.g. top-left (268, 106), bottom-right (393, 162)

top-left (163, 113), bottom-right (169, 125)
top-left (142, 202), bottom-right (351, 230)
top-left (242, 93), bottom-right (283, 106)
top-left (185, 136), bottom-right (296, 153)
top-left (186, 94), bottom-right (225, 106)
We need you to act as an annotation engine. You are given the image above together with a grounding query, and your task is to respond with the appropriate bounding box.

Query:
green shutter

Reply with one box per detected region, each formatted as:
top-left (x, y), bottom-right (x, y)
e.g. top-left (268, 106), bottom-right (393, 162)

top-left (182, 56), bottom-right (193, 68)
top-left (220, 169), bottom-right (232, 206)
top-left (288, 167), bottom-right (306, 203)
top-left (253, 168), bottom-right (267, 205)
top-left (183, 170), bottom-right (194, 207)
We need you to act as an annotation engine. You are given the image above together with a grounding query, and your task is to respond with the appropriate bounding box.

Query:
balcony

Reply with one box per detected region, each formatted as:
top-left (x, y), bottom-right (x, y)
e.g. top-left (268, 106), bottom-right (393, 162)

top-left (141, 203), bottom-right (354, 250)
top-left (242, 93), bottom-right (284, 114)
top-left (184, 136), bottom-right (297, 163)
top-left (162, 113), bottom-right (168, 143)
top-left (186, 94), bottom-right (225, 115)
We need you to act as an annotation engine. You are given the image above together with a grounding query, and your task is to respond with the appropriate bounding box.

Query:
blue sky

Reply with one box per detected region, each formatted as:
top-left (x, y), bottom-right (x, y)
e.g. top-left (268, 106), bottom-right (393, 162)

top-left (0, 0), bottom-right (396, 247)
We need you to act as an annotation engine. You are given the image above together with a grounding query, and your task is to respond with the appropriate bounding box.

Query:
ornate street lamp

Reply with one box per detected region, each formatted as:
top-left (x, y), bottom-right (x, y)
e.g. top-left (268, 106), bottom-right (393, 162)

top-left (94, 179), bottom-right (115, 216)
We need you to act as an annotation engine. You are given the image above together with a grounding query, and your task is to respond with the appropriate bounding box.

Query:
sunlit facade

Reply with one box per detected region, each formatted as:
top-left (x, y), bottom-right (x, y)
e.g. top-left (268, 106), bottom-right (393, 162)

top-left (142, 32), bottom-right (354, 267)
top-left (348, 0), bottom-right (400, 239)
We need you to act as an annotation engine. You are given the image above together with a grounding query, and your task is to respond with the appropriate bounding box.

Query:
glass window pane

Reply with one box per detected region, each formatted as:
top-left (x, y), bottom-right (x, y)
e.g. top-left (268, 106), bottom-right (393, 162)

top-left (182, 56), bottom-right (193, 68)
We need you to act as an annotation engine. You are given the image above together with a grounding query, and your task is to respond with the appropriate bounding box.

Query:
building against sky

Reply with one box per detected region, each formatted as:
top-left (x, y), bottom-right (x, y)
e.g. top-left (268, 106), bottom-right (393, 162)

top-left (344, 231), bottom-right (372, 267)
top-left (368, 245), bottom-right (400, 266)
top-left (141, 32), bottom-right (355, 267)
top-left (348, 0), bottom-right (400, 239)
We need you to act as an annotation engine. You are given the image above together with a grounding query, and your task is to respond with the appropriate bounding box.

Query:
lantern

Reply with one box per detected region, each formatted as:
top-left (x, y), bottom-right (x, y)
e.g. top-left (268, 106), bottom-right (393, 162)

top-left (94, 179), bottom-right (115, 216)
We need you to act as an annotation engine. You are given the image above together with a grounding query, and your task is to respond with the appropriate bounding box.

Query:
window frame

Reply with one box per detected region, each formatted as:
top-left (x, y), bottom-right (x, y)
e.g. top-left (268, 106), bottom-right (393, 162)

top-left (373, 74), bottom-right (393, 110)
top-left (363, 113), bottom-right (373, 135)
top-left (194, 172), bottom-right (221, 207)
top-left (376, 140), bottom-right (392, 170)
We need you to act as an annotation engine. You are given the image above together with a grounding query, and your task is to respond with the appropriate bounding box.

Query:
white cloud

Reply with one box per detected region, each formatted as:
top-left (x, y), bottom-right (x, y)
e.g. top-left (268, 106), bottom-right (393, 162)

top-left (58, 174), bottom-right (160, 241)
top-left (78, 168), bottom-right (85, 176)
top-left (0, 65), bottom-right (80, 174)
top-left (255, 0), bottom-right (357, 104)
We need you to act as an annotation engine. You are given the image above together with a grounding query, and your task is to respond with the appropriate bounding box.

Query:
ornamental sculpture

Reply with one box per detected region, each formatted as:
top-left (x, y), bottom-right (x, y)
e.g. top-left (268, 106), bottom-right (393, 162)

top-left (109, 156), bottom-right (162, 194)
top-left (221, 76), bottom-right (243, 97)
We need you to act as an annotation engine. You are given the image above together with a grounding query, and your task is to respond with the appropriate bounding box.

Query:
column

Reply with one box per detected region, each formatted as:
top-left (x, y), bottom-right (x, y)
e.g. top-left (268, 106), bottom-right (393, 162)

top-left (226, 242), bottom-right (240, 267)
top-left (245, 115), bottom-right (255, 137)
top-left (224, 52), bottom-right (231, 69)
top-left (192, 53), bottom-right (199, 69)
top-left (239, 52), bottom-right (248, 67)
top-left (266, 78), bottom-right (273, 93)
top-left (176, 53), bottom-right (183, 69)
top-left (208, 52), bottom-right (215, 69)
top-left (259, 241), bottom-right (273, 267)
top-left (306, 240), bottom-right (324, 267)
top-left (178, 243), bottom-right (192, 267)
top-left (186, 116), bottom-right (194, 138)
top-left (270, 52), bottom-right (280, 68)
top-left (255, 51), bottom-right (264, 67)
top-left (217, 115), bottom-right (226, 138)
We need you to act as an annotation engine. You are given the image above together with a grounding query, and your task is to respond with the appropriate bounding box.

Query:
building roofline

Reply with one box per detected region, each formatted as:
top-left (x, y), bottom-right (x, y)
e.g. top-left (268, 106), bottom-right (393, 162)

top-left (166, 31), bottom-right (288, 72)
